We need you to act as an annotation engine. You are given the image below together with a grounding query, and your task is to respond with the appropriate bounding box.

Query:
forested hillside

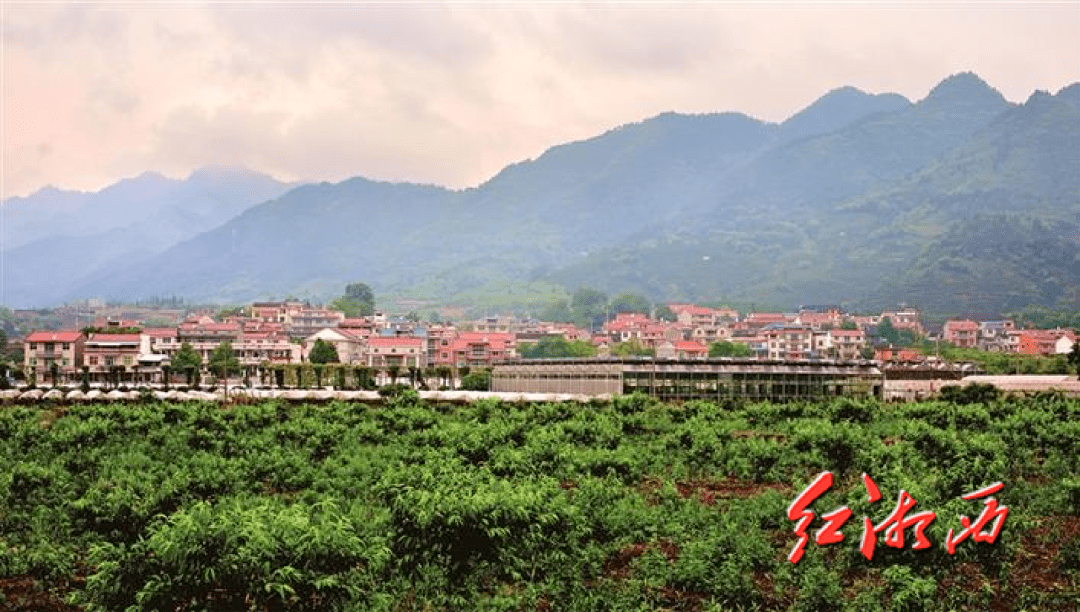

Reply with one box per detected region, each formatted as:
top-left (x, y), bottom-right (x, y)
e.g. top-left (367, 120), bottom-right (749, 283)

top-left (9, 73), bottom-right (1077, 316)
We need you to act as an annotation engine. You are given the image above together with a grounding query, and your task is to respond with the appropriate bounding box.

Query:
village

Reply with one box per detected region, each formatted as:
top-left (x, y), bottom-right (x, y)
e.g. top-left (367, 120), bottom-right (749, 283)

top-left (10, 299), bottom-right (1078, 393)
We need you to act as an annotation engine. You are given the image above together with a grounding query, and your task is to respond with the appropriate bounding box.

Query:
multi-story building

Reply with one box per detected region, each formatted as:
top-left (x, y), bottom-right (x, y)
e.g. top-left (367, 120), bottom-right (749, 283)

top-left (84, 333), bottom-right (145, 383)
top-left (880, 307), bottom-right (925, 336)
top-left (731, 334), bottom-right (768, 357)
top-left (743, 313), bottom-right (793, 332)
top-left (366, 337), bottom-right (426, 370)
top-left (977, 320), bottom-right (1017, 352)
top-left (176, 318), bottom-right (241, 363)
top-left (827, 328), bottom-right (867, 360)
top-left (287, 307), bottom-right (345, 339)
top-left (943, 320), bottom-right (979, 348)
top-left (795, 309), bottom-right (843, 331)
top-left (23, 330), bottom-right (85, 385)
top-left (669, 304), bottom-right (739, 327)
top-left (439, 332), bottom-right (517, 368)
top-left (603, 313), bottom-right (654, 343)
top-left (250, 301), bottom-right (306, 323)
top-left (765, 327), bottom-right (813, 360)
top-left (425, 324), bottom-right (458, 367)
top-left (688, 324), bottom-right (733, 345)
top-left (1017, 329), bottom-right (1077, 356)
top-left (656, 340), bottom-right (709, 360)
top-left (302, 328), bottom-right (366, 364)
top-left (234, 331), bottom-right (301, 367)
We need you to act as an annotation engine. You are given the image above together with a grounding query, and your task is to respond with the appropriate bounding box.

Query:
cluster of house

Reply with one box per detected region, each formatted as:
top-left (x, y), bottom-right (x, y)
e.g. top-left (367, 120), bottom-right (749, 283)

top-left (16, 300), bottom-right (1078, 386)
top-left (940, 319), bottom-right (1077, 355)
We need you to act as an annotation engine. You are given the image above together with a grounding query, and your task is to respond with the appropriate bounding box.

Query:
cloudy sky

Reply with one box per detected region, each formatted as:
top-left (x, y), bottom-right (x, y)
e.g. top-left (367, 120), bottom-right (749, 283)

top-left (3, 1), bottom-right (1078, 198)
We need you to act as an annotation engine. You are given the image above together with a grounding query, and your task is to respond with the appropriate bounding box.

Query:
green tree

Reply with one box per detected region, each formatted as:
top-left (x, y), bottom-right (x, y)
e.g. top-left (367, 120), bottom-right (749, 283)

top-left (709, 340), bottom-right (753, 358)
top-left (570, 287), bottom-right (609, 330)
top-left (612, 340), bottom-right (655, 357)
top-left (216, 305), bottom-right (245, 320)
top-left (877, 316), bottom-right (900, 345)
top-left (460, 368), bottom-right (491, 391)
top-left (435, 365), bottom-right (452, 389)
top-left (208, 341), bottom-right (241, 377)
top-left (610, 293), bottom-right (651, 316)
top-left (519, 336), bottom-right (597, 359)
top-left (538, 299), bottom-right (574, 323)
top-left (308, 339), bottom-right (340, 364)
top-left (1068, 340), bottom-right (1080, 379)
top-left (330, 282), bottom-right (375, 317)
top-left (654, 304), bottom-right (677, 322)
top-left (840, 320), bottom-right (859, 331)
top-left (172, 342), bottom-right (202, 373)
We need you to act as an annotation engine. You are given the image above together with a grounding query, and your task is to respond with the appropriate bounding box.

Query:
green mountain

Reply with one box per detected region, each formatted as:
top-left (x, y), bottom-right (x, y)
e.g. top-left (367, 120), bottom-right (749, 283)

top-left (38, 73), bottom-right (1080, 317)
top-left (864, 87), bottom-right (1080, 313)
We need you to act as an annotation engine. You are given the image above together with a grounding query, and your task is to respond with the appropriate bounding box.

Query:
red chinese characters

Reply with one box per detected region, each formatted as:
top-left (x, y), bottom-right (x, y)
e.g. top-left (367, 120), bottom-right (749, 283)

top-left (787, 472), bottom-right (1008, 563)
top-left (944, 482), bottom-right (1009, 555)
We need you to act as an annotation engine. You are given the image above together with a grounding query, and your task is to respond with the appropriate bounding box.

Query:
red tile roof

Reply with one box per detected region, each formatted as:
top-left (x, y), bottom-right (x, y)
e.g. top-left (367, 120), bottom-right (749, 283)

top-left (368, 337), bottom-right (424, 347)
top-left (669, 304), bottom-right (714, 316)
top-left (747, 313), bottom-right (790, 324)
top-left (87, 333), bottom-right (142, 343)
top-left (25, 330), bottom-right (84, 343)
top-left (829, 329), bottom-right (865, 337)
top-left (455, 332), bottom-right (515, 343)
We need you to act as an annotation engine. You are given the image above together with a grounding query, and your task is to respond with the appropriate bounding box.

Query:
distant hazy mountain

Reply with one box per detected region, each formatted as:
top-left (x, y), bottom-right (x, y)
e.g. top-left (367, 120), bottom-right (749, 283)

top-left (551, 76), bottom-right (1078, 313)
top-left (864, 86), bottom-right (1080, 313)
top-left (776, 85), bottom-right (910, 144)
top-left (2, 166), bottom-right (294, 307)
top-left (11, 72), bottom-right (1080, 317)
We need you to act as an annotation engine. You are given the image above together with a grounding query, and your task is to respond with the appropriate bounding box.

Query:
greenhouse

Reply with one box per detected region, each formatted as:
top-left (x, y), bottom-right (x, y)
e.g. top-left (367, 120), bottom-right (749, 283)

top-left (492, 358), bottom-right (883, 401)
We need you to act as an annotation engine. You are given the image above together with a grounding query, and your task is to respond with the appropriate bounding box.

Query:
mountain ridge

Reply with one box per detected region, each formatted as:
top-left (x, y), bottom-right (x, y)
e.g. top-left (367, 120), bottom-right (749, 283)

top-left (5, 72), bottom-right (1078, 317)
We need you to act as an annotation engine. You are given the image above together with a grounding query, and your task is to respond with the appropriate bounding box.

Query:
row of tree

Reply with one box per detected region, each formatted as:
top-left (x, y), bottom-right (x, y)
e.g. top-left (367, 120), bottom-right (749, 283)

top-left (537, 288), bottom-right (675, 331)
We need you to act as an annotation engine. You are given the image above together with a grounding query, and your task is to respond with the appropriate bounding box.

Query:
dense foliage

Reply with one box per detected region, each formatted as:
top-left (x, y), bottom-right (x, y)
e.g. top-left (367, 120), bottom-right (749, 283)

top-left (922, 345), bottom-right (1073, 375)
top-left (171, 342), bottom-right (202, 372)
top-left (207, 341), bottom-right (241, 377)
top-left (708, 340), bottom-right (753, 358)
top-left (309, 339), bottom-right (341, 364)
top-left (518, 336), bottom-right (597, 359)
top-left (330, 282), bottom-right (376, 318)
top-left (0, 394), bottom-right (1076, 611)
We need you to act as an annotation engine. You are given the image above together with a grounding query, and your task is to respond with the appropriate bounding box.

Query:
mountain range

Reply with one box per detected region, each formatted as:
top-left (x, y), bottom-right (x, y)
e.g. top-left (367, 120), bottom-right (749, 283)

top-left (3, 72), bottom-right (1078, 317)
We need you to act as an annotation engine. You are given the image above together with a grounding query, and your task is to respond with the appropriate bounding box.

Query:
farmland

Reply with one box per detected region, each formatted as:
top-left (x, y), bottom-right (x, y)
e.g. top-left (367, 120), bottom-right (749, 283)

top-left (0, 392), bottom-right (1077, 611)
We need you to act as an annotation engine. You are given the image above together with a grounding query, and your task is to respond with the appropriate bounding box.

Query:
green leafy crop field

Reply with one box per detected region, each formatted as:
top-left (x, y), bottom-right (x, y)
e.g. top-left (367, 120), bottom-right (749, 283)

top-left (0, 393), bottom-right (1077, 611)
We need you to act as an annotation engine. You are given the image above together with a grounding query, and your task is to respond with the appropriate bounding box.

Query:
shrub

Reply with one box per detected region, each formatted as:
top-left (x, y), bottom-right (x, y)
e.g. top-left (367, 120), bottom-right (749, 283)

top-left (940, 383), bottom-right (1001, 405)
top-left (82, 496), bottom-right (390, 612)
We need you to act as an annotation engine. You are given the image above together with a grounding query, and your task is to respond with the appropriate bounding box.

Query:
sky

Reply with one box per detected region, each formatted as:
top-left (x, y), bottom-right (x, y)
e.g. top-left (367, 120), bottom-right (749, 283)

top-left (2, 1), bottom-right (1079, 198)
